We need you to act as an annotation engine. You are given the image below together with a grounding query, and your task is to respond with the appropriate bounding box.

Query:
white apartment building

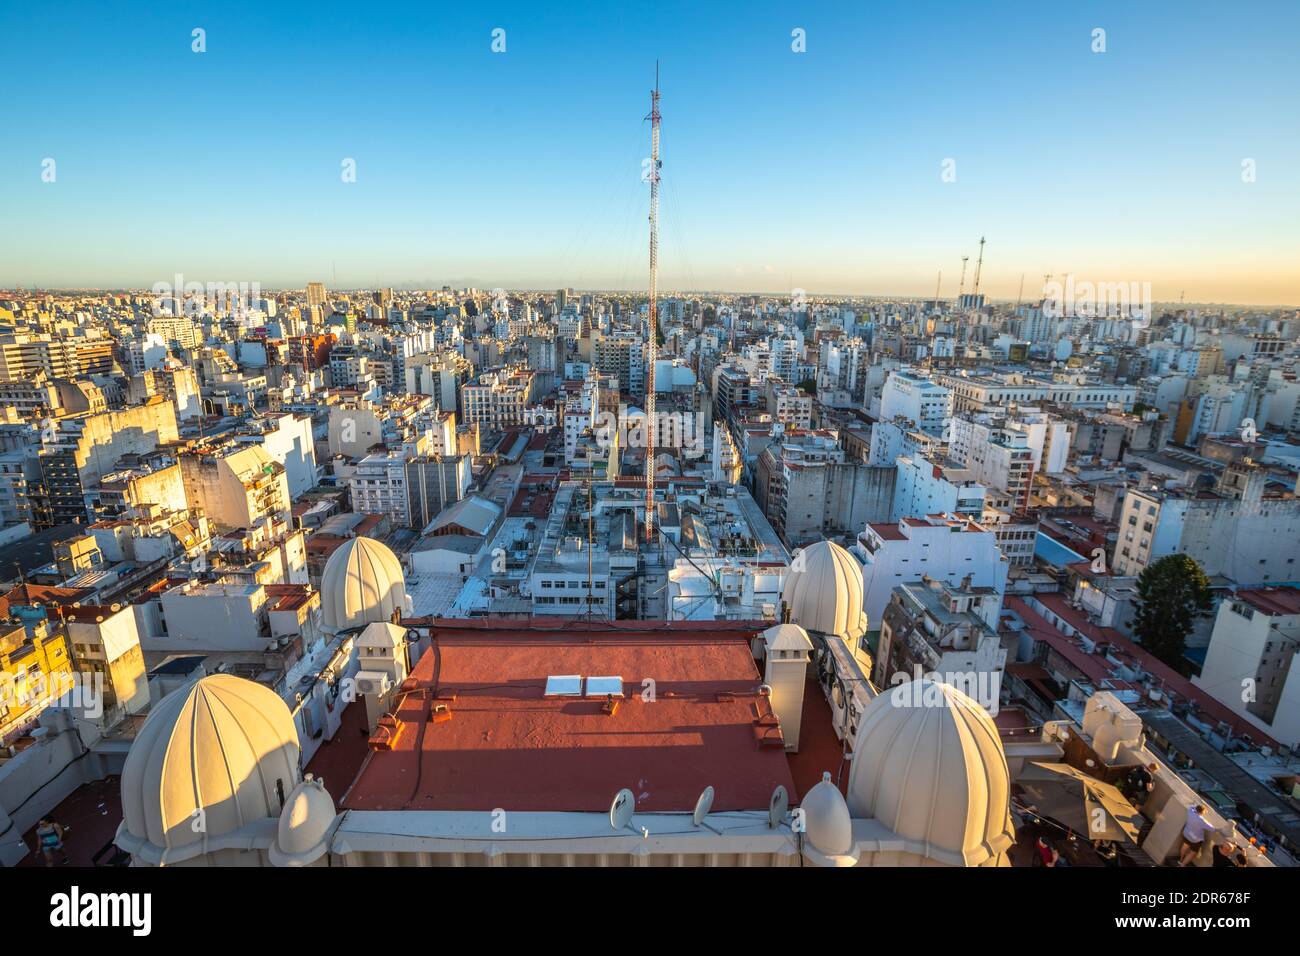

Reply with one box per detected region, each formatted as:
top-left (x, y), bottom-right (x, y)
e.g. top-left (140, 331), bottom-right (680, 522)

top-left (855, 514), bottom-right (1009, 627)
top-left (948, 417), bottom-right (1035, 512)
top-left (879, 370), bottom-right (952, 437)
top-left (1112, 459), bottom-right (1300, 585)
top-left (765, 381), bottom-right (813, 429)
top-left (875, 577), bottom-right (1007, 715)
top-left (348, 451), bottom-right (412, 527)
top-left (868, 417), bottom-right (940, 467)
top-left (1194, 587), bottom-right (1300, 749)
top-left (462, 371), bottom-right (528, 430)
top-left (890, 455), bottom-right (986, 523)
top-left (234, 412), bottom-right (318, 498)
top-left (933, 371), bottom-right (1136, 413)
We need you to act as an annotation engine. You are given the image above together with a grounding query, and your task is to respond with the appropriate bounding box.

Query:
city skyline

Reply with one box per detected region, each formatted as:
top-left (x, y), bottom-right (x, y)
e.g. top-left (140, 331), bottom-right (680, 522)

top-left (1, 0), bottom-right (1298, 305)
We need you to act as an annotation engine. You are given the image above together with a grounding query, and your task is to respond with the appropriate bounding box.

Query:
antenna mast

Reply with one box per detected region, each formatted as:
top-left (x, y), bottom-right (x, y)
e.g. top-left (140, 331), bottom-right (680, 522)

top-left (972, 236), bottom-right (986, 297)
top-left (644, 63), bottom-right (661, 542)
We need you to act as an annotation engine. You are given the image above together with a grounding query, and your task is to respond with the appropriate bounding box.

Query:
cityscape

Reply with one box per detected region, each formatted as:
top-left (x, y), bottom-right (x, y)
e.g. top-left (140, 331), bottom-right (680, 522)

top-left (2, 0), bottom-right (1296, 936)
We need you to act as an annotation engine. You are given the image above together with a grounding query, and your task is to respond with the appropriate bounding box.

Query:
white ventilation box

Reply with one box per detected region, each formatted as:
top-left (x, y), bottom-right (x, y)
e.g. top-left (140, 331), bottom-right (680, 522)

top-left (354, 671), bottom-right (392, 697)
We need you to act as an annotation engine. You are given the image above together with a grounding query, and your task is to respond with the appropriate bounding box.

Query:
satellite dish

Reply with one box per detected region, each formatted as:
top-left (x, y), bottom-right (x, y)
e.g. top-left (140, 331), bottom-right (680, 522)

top-left (768, 785), bottom-right (789, 829)
top-left (609, 788), bottom-right (635, 831)
top-left (692, 786), bottom-right (715, 827)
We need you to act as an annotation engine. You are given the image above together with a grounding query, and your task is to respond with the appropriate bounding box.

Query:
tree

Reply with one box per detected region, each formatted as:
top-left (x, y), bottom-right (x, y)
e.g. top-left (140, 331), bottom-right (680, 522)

top-left (796, 378), bottom-right (817, 396)
top-left (1132, 554), bottom-right (1214, 674)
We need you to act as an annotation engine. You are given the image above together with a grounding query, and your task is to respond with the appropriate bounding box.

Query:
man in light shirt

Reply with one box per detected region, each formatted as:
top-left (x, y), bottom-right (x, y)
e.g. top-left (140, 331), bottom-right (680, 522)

top-left (1179, 803), bottom-right (1215, 866)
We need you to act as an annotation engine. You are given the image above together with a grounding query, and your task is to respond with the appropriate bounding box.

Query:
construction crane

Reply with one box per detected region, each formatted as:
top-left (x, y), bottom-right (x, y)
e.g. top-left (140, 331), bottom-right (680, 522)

top-left (957, 256), bottom-right (969, 299)
top-left (644, 64), bottom-right (661, 542)
top-left (972, 236), bottom-right (986, 297)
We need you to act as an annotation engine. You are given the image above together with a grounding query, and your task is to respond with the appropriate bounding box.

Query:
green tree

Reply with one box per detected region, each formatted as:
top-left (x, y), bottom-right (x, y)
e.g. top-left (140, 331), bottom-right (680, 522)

top-left (1132, 554), bottom-right (1213, 674)
top-left (796, 378), bottom-right (817, 396)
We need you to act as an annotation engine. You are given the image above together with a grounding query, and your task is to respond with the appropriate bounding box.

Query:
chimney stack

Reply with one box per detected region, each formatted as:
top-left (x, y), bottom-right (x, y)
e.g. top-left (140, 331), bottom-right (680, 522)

top-left (762, 623), bottom-right (813, 752)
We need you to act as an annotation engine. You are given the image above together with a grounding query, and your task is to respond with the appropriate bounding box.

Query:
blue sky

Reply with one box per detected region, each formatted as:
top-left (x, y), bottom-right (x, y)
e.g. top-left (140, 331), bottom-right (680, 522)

top-left (1, 0), bottom-right (1297, 303)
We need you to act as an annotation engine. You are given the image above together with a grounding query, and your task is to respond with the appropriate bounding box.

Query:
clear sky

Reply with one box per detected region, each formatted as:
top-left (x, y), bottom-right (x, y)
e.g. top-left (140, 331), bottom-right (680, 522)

top-left (1, 0), bottom-right (1297, 304)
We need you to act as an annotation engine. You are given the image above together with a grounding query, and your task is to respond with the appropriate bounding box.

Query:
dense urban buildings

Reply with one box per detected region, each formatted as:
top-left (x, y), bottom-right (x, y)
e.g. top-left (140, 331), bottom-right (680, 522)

top-left (2, 5), bottom-right (1298, 904)
top-left (0, 280), bottom-right (1295, 884)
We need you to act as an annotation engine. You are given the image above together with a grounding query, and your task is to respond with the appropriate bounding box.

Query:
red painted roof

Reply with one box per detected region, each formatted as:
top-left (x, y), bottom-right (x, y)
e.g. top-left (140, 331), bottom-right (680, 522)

top-left (340, 619), bottom-right (796, 814)
top-left (1003, 596), bottom-right (1113, 683)
top-left (1010, 593), bottom-right (1280, 749)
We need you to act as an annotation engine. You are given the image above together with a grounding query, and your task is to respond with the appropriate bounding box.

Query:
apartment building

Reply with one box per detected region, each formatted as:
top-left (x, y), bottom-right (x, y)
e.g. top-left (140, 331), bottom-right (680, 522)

top-left (874, 576), bottom-right (1007, 715)
top-left (461, 369), bottom-right (530, 431)
top-left (1194, 587), bottom-right (1300, 748)
top-left (855, 513), bottom-right (1009, 626)
top-left (890, 455), bottom-right (986, 523)
top-left (348, 451), bottom-right (412, 527)
top-left (1112, 459), bottom-right (1300, 585)
top-left (180, 445), bottom-right (291, 531)
top-left (878, 370), bottom-right (952, 437)
top-left (34, 397), bottom-right (180, 527)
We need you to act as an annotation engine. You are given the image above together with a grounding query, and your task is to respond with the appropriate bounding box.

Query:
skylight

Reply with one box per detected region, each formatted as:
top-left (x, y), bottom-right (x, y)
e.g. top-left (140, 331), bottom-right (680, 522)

top-left (543, 675), bottom-right (583, 697)
top-left (585, 676), bottom-right (624, 697)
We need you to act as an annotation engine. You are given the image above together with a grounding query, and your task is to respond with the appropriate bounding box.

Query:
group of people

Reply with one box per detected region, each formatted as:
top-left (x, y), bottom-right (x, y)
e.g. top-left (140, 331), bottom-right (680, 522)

top-left (1127, 762), bottom-right (1249, 868)
top-left (1029, 762), bottom-right (1254, 868)
top-left (1181, 803), bottom-right (1248, 868)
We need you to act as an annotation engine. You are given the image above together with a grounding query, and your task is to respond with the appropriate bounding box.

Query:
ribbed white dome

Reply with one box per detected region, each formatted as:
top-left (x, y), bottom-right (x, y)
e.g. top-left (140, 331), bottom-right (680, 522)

top-left (320, 536), bottom-right (406, 632)
top-left (119, 674), bottom-right (300, 859)
top-left (846, 680), bottom-right (1014, 866)
top-left (782, 540), bottom-right (866, 641)
top-left (269, 775), bottom-right (337, 867)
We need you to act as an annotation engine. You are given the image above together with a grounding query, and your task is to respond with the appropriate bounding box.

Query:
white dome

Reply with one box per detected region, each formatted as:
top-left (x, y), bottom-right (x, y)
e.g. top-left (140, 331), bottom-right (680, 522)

top-left (782, 540), bottom-right (866, 641)
top-left (269, 775), bottom-right (337, 867)
top-left (118, 674), bottom-right (300, 863)
top-left (846, 680), bottom-right (1014, 866)
top-left (799, 771), bottom-right (858, 866)
top-left (320, 536), bottom-right (406, 632)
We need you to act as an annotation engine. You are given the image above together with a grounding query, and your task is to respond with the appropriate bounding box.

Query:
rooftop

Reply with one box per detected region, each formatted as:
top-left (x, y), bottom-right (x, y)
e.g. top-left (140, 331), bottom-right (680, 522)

top-left (1236, 586), bottom-right (1300, 616)
top-left (339, 619), bottom-right (796, 814)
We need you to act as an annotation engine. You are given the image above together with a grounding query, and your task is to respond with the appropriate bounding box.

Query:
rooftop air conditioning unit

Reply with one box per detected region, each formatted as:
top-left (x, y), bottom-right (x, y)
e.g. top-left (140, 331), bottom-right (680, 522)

top-left (354, 671), bottom-right (391, 697)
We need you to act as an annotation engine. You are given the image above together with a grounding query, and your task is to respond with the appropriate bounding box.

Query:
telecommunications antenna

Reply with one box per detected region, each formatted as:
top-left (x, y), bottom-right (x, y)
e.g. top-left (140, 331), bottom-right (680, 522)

top-left (692, 786), bottom-right (715, 827)
top-left (610, 788), bottom-right (636, 831)
top-left (768, 785), bottom-right (789, 829)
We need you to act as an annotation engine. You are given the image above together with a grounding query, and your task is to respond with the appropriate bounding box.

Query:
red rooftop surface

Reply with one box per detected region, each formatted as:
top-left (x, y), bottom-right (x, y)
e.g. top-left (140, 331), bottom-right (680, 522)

top-left (1006, 592), bottom-right (1281, 749)
top-left (340, 619), bottom-right (797, 815)
top-left (1236, 586), bottom-right (1300, 616)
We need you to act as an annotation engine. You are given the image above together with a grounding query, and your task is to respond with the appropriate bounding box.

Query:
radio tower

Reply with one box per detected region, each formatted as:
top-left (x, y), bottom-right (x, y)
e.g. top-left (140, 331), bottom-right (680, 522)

top-left (644, 64), bottom-right (661, 542)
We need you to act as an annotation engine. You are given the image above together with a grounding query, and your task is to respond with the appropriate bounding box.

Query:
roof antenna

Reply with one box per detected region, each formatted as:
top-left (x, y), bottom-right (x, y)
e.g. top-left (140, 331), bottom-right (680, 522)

top-left (693, 785), bottom-right (724, 834)
top-left (767, 785), bottom-right (789, 829)
top-left (610, 787), bottom-right (636, 832)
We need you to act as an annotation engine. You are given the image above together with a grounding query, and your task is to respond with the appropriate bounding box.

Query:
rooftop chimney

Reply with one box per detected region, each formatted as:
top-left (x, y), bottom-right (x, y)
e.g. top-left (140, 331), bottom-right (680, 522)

top-left (762, 623), bottom-right (813, 752)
